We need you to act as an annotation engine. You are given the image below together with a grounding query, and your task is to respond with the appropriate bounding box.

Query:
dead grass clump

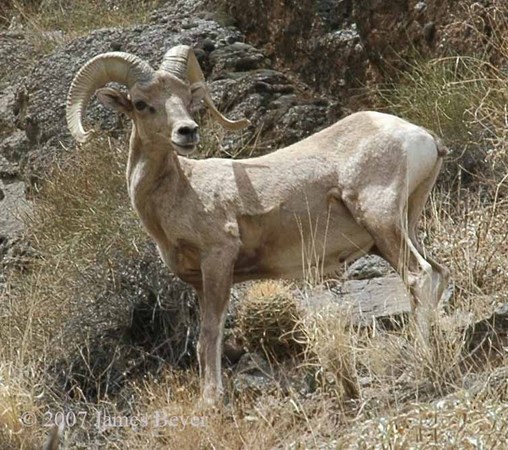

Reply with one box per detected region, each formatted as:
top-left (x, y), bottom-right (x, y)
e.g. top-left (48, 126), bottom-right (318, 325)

top-left (338, 394), bottom-right (508, 449)
top-left (426, 187), bottom-right (508, 315)
top-left (376, 54), bottom-right (507, 187)
top-left (303, 308), bottom-right (360, 400)
top-left (1, 0), bottom-right (160, 54)
top-left (236, 281), bottom-right (308, 361)
top-left (119, 369), bottom-right (344, 450)
top-left (0, 361), bottom-right (42, 448)
top-left (0, 136), bottom-right (145, 355)
top-left (30, 137), bottom-right (143, 266)
top-left (3, 0), bottom-right (160, 33)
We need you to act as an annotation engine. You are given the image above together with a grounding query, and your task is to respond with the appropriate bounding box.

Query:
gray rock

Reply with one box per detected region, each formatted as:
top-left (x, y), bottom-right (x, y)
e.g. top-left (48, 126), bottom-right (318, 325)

top-left (339, 275), bottom-right (412, 325)
top-left (415, 1), bottom-right (427, 13)
top-left (346, 254), bottom-right (393, 280)
top-left (233, 352), bottom-right (275, 396)
top-left (301, 274), bottom-right (412, 327)
top-left (0, 153), bottom-right (18, 179)
top-left (0, 130), bottom-right (29, 163)
top-left (0, 179), bottom-right (32, 237)
top-left (0, 84), bottom-right (16, 134)
top-left (209, 42), bottom-right (268, 74)
top-left (0, 32), bottom-right (39, 86)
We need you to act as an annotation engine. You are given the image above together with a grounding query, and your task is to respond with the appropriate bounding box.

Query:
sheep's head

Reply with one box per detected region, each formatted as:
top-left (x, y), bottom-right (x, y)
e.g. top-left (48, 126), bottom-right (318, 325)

top-left (66, 46), bottom-right (250, 155)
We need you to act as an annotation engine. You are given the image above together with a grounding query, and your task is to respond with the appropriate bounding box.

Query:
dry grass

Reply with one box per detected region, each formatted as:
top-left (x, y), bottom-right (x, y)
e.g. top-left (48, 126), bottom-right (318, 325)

top-left (377, 55), bottom-right (507, 188)
top-left (1, 136), bottom-right (145, 355)
top-left (1, 0), bottom-right (160, 53)
top-left (1, 4), bottom-right (508, 449)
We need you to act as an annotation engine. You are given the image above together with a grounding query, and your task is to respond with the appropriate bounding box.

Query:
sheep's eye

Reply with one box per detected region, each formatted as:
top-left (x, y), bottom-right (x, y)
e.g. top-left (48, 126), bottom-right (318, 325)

top-left (134, 100), bottom-right (148, 111)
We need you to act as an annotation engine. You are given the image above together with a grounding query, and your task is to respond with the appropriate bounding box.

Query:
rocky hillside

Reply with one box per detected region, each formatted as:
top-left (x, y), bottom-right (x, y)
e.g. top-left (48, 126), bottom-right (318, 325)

top-left (0, 0), bottom-right (507, 448)
top-left (219, 0), bottom-right (507, 98)
top-left (2, 0), bottom-right (506, 265)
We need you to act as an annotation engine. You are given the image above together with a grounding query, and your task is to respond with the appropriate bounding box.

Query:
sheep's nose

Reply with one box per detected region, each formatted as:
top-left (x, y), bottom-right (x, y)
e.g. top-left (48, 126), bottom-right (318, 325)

top-left (177, 124), bottom-right (199, 139)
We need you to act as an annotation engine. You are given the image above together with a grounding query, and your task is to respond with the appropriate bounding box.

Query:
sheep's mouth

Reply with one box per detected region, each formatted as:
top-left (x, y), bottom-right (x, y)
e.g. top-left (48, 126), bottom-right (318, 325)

top-left (171, 141), bottom-right (197, 155)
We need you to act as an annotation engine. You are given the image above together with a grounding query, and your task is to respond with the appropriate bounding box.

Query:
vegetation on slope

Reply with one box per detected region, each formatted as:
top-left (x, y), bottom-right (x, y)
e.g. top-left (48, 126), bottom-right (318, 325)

top-left (0, 1), bottom-right (507, 449)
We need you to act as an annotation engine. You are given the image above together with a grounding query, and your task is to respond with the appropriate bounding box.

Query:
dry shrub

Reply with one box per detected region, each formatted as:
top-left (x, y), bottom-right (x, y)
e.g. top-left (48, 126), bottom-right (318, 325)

top-left (236, 281), bottom-right (307, 361)
top-left (120, 369), bottom-right (342, 450)
top-left (4, 0), bottom-right (160, 33)
top-left (377, 54), bottom-right (507, 187)
top-left (338, 394), bottom-right (508, 449)
top-left (302, 307), bottom-right (360, 400)
top-left (428, 187), bottom-right (508, 315)
top-left (0, 362), bottom-right (42, 448)
top-left (1, 136), bottom-right (144, 353)
top-left (376, 3), bottom-right (508, 187)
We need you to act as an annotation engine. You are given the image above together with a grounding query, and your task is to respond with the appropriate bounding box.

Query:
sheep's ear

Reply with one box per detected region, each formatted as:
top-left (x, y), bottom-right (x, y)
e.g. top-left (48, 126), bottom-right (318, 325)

top-left (96, 87), bottom-right (133, 114)
top-left (190, 82), bottom-right (206, 105)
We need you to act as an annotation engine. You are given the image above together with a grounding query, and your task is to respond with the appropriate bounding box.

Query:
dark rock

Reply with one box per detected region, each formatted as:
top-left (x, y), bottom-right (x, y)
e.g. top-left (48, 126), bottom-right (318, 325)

top-left (223, 336), bottom-right (245, 364)
top-left (233, 353), bottom-right (275, 396)
top-left (209, 43), bottom-right (268, 74)
top-left (110, 41), bottom-right (122, 51)
top-left (301, 274), bottom-right (412, 329)
top-left (465, 303), bottom-right (508, 357)
top-left (0, 130), bottom-right (29, 162)
top-left (200, 37), bottom-right (216, 52)
top-left (423, 21), bottom-right (437, 43)
top-left (346, 255), bottom-right (393, 280)
top-left (218, 0), bottom-right (508, 106)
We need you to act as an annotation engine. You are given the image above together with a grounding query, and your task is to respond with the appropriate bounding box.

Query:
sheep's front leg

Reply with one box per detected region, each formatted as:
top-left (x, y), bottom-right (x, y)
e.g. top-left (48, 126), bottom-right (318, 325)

top-left (197, 246), bottom-right (237, 405)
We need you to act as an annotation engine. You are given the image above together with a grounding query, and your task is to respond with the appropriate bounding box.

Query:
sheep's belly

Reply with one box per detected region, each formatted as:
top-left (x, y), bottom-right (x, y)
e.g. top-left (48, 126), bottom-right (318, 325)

top-left (234, 215), bottom-right (375, 280)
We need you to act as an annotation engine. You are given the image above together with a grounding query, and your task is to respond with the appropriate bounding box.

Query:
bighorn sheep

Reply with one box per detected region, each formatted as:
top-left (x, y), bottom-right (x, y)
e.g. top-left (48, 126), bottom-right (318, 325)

top-left (67, 46), bottom-right (449, 404)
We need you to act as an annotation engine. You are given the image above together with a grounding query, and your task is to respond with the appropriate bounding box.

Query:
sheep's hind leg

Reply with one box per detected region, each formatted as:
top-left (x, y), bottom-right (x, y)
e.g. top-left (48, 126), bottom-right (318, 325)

top-left (406, 165), bottom-right (449, 306)
top-left (341, 188), bottom-right (436, 341)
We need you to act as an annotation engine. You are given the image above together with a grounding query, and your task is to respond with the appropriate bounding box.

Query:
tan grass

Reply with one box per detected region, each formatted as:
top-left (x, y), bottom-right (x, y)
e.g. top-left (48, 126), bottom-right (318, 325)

top-left (0, 135), bottom-right (146, 356)
top-left (1, 4), bottom-right (508, 447)
top-left (2, 0), bottom-right (160, 53)
top-left (0, 361), bottom-right (43, 449)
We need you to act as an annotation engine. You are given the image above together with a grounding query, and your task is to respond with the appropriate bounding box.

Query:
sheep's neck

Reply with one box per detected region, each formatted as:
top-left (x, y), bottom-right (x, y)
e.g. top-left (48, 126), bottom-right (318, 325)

top-left (127, 132), bottom-right (183, 205)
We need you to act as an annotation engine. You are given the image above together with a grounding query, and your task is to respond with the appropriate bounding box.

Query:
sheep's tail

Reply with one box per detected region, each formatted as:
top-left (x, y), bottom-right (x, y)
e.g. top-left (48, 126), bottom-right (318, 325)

top-left (425, 128), bottom-right (448, 157)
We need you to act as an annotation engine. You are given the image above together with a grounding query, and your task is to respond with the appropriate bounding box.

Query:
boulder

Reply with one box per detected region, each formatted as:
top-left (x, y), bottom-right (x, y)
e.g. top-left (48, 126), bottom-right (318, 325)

top-left (0, 179), bottom-right (31, 238)
top-left (301, 274), bottom-right (412, 328)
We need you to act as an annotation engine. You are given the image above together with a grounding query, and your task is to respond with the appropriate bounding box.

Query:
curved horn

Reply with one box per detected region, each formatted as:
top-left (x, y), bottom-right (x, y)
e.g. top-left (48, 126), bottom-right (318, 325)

top-left (160, 45), bottom-right (250, 131)
top-left (67, 52), bottom-right (154, 143)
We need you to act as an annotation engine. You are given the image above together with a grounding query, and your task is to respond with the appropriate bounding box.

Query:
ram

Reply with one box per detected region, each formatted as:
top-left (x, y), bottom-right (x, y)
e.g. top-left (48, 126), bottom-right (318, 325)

top-left (67, 45), bottom-right (449, 404)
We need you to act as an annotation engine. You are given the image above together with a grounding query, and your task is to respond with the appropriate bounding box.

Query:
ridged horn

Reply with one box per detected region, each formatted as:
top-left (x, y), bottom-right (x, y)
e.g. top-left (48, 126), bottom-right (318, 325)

top-left (67, 52), bottom-right (154, 143)
top-left (160, 45), bottom-right (250, 131)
